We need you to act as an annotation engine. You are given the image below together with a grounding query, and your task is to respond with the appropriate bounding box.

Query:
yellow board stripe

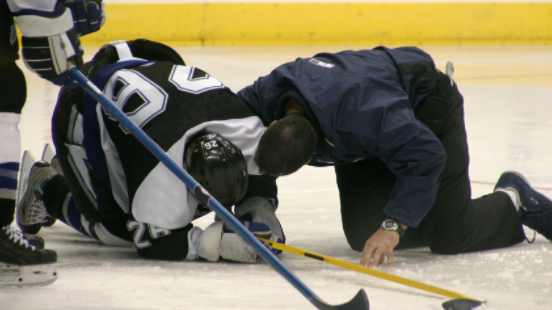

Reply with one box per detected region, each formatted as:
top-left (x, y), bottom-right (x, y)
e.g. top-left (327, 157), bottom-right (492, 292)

top-left (258, 237), bottom-right (484, 302)
top-left (80, 3), bottom-right (552, 46)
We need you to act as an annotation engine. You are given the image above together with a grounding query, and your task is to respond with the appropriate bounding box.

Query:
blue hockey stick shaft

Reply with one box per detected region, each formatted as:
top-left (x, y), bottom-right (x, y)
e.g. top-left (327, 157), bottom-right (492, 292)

top-left (69, 67), bottom-right (368, 310)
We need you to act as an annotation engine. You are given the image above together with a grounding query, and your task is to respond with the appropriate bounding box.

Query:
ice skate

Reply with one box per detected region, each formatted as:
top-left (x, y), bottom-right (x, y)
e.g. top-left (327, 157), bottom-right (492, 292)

top-left (25, 234), bottom-right (44, 249)
top-left (0, 225), bottom-right (58, 288)
top-left (16, 151), bottom-right (58, 235)
top-left (41, 143), bottom-right (62, 176)
top-left (40, 144), bottom-right (60, 227)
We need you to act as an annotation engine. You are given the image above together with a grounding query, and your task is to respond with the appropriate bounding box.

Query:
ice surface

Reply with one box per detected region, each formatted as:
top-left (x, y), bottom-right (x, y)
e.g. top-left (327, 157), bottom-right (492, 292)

top-left (2, 45), bottom-right (552, 310)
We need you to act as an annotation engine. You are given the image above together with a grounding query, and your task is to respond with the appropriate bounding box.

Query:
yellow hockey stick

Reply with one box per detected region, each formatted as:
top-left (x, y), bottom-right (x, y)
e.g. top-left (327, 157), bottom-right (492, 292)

top-left (259, 238), bottom-right (485, 309)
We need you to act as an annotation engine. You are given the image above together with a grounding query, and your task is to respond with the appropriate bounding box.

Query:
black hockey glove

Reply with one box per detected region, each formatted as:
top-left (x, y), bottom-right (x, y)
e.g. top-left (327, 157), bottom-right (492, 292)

top-left (65, 0), bottom-right (106, 36)
top-left (18, 8), bottom-right (84, 86)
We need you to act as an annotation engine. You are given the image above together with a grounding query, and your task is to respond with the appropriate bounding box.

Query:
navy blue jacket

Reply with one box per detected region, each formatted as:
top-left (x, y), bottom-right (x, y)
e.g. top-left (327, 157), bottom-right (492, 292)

top-left (237, 46), bottom-right (446, 228)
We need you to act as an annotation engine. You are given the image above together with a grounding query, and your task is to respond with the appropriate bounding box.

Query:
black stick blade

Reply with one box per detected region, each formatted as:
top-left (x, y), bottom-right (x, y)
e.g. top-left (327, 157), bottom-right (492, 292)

top-left (311, 289), bottom-right (369, 310)
top-left (442, 298), bottom-right (485, 310)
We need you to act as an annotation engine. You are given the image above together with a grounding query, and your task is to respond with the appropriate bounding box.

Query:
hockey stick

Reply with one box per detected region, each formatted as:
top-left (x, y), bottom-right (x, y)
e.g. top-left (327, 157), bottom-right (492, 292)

top-left (69, 67), bottom-right (369, 310)
top-left (259, 238), bottom-right (485, 310)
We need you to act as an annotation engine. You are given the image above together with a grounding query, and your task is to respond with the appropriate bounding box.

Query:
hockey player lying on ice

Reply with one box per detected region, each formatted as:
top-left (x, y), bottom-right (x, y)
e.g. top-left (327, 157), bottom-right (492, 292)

top-left (16, 39), bottom-right (284, 262)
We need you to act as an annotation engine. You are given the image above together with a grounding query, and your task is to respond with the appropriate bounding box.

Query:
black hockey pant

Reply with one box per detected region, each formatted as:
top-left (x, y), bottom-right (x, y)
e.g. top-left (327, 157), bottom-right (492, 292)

top-left (45, 87), bottom-right (132, 244)
top-left (335, 71), bottom-right (526, 254)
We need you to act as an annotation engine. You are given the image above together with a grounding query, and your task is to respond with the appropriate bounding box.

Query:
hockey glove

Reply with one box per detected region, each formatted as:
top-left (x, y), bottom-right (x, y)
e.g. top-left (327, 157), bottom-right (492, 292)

top-left (65, 0), bottom-right (106, 36)
top-left (16, 8), bottom-right (84, 86)
top-left (244, 222), bottom-right (282, 255)
top-left (197, 221), bottom-right (280, 263)
top-left (235, 197), bottom-right (285, 254)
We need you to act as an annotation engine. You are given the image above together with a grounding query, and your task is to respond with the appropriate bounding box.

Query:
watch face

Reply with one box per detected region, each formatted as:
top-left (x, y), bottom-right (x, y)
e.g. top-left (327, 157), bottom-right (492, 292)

top-left (383, 220), bottom-right (397, 230)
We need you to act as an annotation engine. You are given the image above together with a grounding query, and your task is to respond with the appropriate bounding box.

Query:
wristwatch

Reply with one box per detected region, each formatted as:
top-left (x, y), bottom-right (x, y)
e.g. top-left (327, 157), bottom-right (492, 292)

top-left (381, 219), bottom-right (406, 237)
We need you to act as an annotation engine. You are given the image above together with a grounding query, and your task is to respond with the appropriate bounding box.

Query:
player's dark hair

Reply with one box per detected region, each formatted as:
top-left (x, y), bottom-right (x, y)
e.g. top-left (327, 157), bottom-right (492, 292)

top-left (255, 115), bottom-right (317, 176)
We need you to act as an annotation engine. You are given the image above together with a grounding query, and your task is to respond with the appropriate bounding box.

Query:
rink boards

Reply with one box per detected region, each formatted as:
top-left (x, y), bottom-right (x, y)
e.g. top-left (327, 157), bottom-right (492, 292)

top-left (77, 2), bottom-right (552, 46)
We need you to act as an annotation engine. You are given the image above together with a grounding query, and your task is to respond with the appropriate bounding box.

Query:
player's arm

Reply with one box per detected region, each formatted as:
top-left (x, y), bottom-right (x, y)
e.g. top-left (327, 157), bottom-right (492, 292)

top-left (7, 0), bottom-right (82, 85)
top-left (65, 0), bottom-right (105, 36)
top-left (375, 103), bottom-right (445, 229)
top-left (7, 0), bottom-right (105, 85)
top-left (236, 175), bottom-right (285, 251)
top-left (127, 220), bottom-right (279, 263)
top-left (347, 82), bottom-right (445, 229)
top-left (234, 196), bottom-right (285, 253)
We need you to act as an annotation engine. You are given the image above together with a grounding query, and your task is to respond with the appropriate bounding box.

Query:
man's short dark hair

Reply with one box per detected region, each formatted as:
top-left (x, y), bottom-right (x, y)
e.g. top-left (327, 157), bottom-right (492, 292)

top-left (255, 115), bottom-right (317, 176)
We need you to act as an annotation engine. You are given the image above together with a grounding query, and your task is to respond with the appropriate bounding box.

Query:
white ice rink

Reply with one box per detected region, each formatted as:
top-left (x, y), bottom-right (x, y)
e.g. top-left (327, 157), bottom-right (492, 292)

top-left (2, 45), bottom-right (552, 310)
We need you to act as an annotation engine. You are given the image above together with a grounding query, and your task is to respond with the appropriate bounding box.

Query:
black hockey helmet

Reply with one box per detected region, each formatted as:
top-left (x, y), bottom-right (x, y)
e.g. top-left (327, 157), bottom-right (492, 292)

top-left (185, 133), bottom-right (249, 207)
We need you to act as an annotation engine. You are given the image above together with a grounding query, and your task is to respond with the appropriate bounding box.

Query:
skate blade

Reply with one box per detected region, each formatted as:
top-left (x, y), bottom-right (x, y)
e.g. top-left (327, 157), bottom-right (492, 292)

top-left (0, 263), bottom-right (58, 288)
top-left (17, 151), bottom-right (36, 205)
top-left (41, 144), bottom-right (55, 163)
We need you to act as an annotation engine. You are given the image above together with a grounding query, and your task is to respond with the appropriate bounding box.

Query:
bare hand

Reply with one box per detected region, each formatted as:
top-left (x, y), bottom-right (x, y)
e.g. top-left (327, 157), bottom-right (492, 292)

top-left (360, 228), bottom-right (400, 267)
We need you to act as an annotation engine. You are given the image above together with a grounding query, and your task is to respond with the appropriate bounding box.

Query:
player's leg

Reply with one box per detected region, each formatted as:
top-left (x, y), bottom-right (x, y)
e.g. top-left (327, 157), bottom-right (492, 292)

top-left (15, 150), bottom-right (90, 236)
top-left (47, 86), bottom-right (133, 246)
top-left (417, 71), bottom-right (525, 254)
top-left (0, 6), bottom-right (26, 231)
top-left (0, 8), bottom-right (58, 286)
top-left (41, 168), bottom-right (132, 246)
top-left (43, 180), bottom-right (132, 247)
top-left (15, 143), bottom-right (96, 239)
top-left (335, 157), bottom-right (428, 252)
top-left (494, 171), bottom-right (552, 242)
top-left (17, 154), bottom-right (132, 246)
top-left (13, 81), bottom-right (95, 238)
